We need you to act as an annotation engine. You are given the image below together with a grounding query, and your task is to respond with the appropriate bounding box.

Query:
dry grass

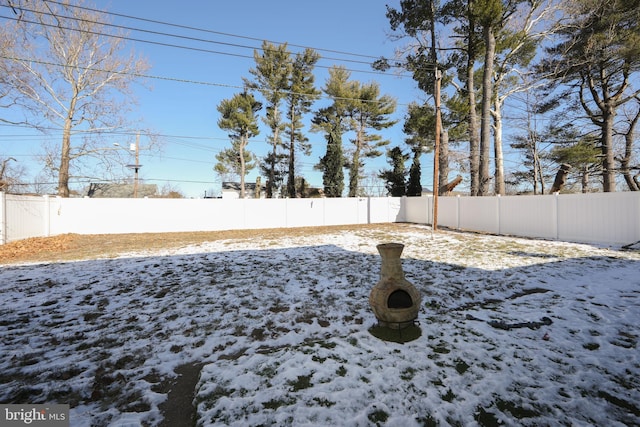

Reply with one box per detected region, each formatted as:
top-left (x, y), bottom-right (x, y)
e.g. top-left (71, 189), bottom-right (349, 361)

top-left (0, 223), bottom-right (410, 265)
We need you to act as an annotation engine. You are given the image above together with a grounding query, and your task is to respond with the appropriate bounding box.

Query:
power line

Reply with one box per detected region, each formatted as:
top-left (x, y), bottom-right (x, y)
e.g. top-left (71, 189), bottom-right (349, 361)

top-left (41, 0), bottom-right (386, 62)
top-left (0, 5), bottom-right (411, 77)
top-left (0, 3), bottom-right (546, 192)
top-left (0, 54), bottom-right (413, 107)
top-left (0, 123), bottom-right (230, 142)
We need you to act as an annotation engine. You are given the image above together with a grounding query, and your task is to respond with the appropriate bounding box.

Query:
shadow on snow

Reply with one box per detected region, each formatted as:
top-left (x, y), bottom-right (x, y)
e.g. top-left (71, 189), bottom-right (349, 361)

top-left (0, 243), bottom-right (638, 426)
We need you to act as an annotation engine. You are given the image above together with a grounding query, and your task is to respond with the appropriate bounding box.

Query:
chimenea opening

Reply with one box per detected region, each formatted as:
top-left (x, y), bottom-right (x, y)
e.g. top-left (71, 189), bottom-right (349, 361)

top-left (387, 290), bottom-right (413, 309)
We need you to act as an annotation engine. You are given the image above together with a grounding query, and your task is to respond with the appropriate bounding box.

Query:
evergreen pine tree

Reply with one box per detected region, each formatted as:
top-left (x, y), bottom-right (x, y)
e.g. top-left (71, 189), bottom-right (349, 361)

top-left (403, 102), bottom-right (435, 196)
top-left (379, 147), bottom-right (409, 197)
top-left (318, 130), bottom-right (345, 197)
top-left (244, 41), bottom-right (291, 198)
top-left (216, 91), bottom-right (262, 198)
top-left (312, 66), bottom-right (353, 198)
top-left (407, 149), bottom-right (423, 196)
top-left (285, 49), bottom-right (320, 197)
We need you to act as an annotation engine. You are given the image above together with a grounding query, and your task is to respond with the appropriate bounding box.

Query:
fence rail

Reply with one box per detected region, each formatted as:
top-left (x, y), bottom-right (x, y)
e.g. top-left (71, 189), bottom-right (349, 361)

top-left (1, 192), bottom-right (638, 247)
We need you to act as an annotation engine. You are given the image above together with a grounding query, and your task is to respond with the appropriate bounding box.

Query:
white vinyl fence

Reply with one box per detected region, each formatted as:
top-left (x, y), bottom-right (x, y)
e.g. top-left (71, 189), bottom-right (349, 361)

top-left (404, 192), bottom-right (640, 247)
top-left (1, 191), bottom-right (639, 247)
top-left (0, 194), bottom-right (403, 245)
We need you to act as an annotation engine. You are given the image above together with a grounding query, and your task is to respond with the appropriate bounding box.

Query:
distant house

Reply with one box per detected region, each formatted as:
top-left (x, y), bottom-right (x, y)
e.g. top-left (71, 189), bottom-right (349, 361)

top-left (86, 183), bottom-right (158, 198)
top-left (306, 187), bottom-right (325, 198)
top-left (221, 182), bottom-right (266, 199)
top-left (221, 181), bottom-right (327, 199)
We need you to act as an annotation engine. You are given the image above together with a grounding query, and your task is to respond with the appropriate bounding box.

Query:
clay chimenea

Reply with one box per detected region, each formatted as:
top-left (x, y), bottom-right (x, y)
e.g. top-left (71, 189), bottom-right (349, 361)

top-left (369, 243), bottom-right (421, 329)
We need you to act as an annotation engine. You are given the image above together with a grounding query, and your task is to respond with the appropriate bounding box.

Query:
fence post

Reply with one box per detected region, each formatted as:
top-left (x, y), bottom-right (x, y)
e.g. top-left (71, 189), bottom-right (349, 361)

top-left (0, 191), bottom-right (5, 245)
top-left (554, 193), bottom-right (559, 241)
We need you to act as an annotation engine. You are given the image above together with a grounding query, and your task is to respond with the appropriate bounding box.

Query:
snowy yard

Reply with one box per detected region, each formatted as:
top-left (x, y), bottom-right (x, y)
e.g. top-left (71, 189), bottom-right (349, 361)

top-left (1, 224), bottom-right (639, 426)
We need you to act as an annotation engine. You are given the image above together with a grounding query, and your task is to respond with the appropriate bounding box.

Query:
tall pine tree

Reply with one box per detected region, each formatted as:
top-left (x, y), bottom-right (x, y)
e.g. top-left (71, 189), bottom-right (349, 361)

top-left (379, 146), bottom-right (409, 197)
top-left (244, 41), bottom-right (292, 198)
top-left (346, 82), bottom-right (397, 197)
top-left (285, 49), bottom-right (320, 197)
top-left (404, 102), bottom-right (436, 196)
top-left (312, 67), bottom-right (354, 197)
top-left (216, 91), bottom-right (262, 198)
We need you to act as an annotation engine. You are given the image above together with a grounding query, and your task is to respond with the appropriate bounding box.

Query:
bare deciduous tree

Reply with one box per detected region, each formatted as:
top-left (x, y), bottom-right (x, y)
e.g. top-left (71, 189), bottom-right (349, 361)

top-left (3, 0), bottom-right (150, 196)
top-left (0, 7), bottom-right (33, 126)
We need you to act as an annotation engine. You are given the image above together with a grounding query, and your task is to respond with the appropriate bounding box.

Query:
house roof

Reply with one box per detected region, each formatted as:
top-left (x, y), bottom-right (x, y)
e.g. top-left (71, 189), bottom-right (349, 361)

top-left (86, 183), bottom-right (158, 198)
top-left (222, 182), bottom-right (265, 191)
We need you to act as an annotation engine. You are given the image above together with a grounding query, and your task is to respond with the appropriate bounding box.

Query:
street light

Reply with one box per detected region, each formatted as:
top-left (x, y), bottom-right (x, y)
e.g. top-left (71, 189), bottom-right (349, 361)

top-left (115, 134), bottom-right (143, 198)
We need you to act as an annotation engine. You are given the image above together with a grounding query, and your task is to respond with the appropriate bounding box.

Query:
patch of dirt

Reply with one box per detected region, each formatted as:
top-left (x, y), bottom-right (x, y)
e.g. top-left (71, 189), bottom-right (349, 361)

top-left (158, 363), bottom-right (204, 427)
top-left (0, 223), bottom-right (410, 265)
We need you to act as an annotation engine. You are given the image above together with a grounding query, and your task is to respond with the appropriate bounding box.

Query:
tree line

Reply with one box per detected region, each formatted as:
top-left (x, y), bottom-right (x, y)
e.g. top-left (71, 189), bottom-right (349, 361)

top-left (214, 44), bottom-right (399, 199)
top-left (215, 0), bottom-right (640, 198)
top-left (378, 0), bottom-right (640, 195)
top-left (0, 0), bottom-right (638, 197)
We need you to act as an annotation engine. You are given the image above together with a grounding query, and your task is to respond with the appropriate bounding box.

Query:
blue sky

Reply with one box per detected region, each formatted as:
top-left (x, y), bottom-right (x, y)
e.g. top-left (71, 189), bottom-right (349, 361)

top-left (3, 0), bottom-right (438, 197)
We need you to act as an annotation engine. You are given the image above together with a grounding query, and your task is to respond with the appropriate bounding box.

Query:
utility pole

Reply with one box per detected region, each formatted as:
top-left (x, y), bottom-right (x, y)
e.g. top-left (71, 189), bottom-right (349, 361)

top-left (133, 134), bottom-right (139, 198)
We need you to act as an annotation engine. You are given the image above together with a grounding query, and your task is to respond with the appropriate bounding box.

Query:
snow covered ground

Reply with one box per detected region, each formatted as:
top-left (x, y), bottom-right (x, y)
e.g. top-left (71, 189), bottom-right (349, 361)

top-left (1, 224), bottom-right (639, 426)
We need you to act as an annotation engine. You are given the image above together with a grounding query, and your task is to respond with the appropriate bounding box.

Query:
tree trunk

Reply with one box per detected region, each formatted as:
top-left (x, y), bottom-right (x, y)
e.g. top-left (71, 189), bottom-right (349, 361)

top-left (348, 142), bottom-right (361, 197)
top-left (58, 115), bottom-right (73, 197)
top-left (266, 146), bottom-right (275, 198)
top-left (620, 107), bottom-right (640, 191)
top-left (479, 24), bottom-right (495, 196)
top-left (493, 97), bottom-right (505, 195)
top-left (534, 141), bottom-right (544, 195)
top-left (440, 175), bottom-right (463, 195)
top-left (581, 168), bottom-right (589, 193)
top-left (287, 104), bottom-right (297, 197)
top-left (468, 56), bottom-right (480, 197)
top-left (254, 176), bottom-right (261, 198)
top-left (239, 136), bottom-right (247, 199)
top-left (601, 106), bottom-right (616, 192)
top-left (267, 124), bottom-right (279, 199)
top-left (550, 163), bottom-right (571, 193)
top-left (58, 86), bottom-right (81, 198)
top-left (287, 139), bottom-right (296, 197)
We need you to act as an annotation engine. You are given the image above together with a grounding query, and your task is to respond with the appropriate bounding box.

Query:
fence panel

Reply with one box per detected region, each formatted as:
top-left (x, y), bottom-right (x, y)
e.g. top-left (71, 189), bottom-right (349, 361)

top-left (282, 198), bottom-right (325, 228)
top-left (557, 192), bottom-right (640, 246)
top-left (403, 196), bottom-right (430, 225)
top-left (437, 197), bottom-right (458, 229)
top-left (458, 197), bottom-right (500, 234)
top-left (498, 195), bottom-right (557, 240)
top-left (369, 197), bottom-right (403, 223)
top-left (321, 198), bottom-right (357, 226)
top-left (4, 194), bottom-right (49, 242)
top-left (243, 199), bottom-right (287, 229)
